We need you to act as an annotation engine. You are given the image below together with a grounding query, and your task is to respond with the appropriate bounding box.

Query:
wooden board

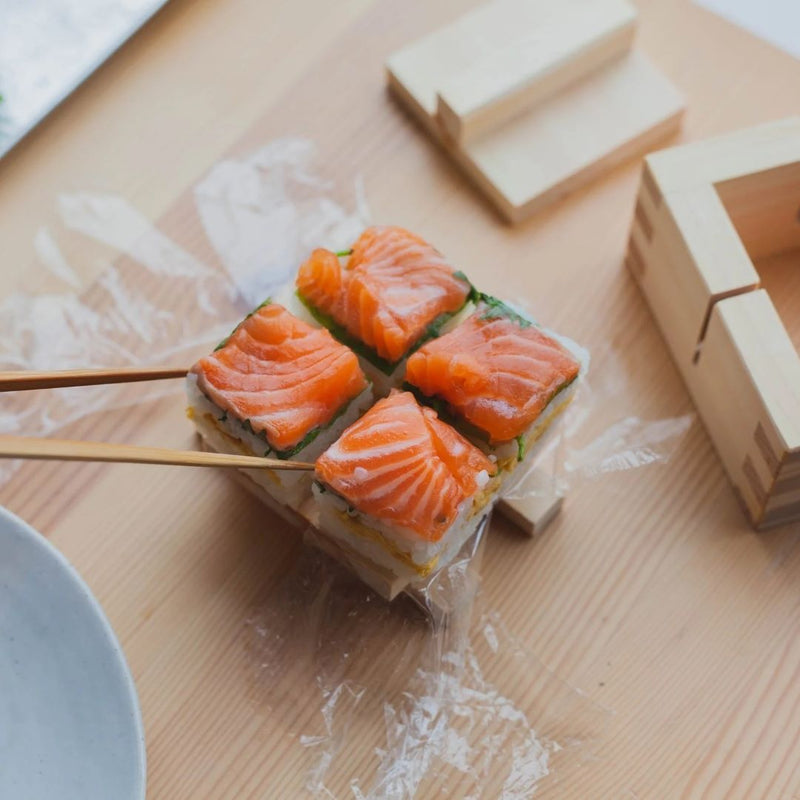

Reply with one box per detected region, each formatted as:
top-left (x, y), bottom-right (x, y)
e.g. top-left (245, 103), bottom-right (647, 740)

top-left (417, 0), bottom-right (638, 143)
top-left (2, 0), bottom-right (800, 797)
top-left (386, 0), bottom-right (684, 222)
top-left (495, 482), bottom-right (563, 537)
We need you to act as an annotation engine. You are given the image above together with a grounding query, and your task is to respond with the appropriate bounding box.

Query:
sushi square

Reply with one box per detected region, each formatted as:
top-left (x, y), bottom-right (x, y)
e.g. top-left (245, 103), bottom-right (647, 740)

top-left (187, 302), bottom-right (374, 511)
top-left (294, 226), bottom-right (474, 395)
top-left (187, 226), bottom-right (585, 594)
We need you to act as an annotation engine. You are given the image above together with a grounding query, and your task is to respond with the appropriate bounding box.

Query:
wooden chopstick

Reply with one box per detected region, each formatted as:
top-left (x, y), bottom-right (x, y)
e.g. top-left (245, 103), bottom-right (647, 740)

top-left (0, 436), bottom-right (315, 471)
top-left (0, 369), bottom-right (316, 471)
top-left (0, 366), bottom-right (188, 391)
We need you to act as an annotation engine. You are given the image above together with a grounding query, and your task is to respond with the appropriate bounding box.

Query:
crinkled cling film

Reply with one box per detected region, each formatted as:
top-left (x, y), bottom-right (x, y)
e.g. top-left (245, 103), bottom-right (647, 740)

top-left (0, 138), bottom-right (694, 797)
top-left (248, 516), bottom-right (611, 798)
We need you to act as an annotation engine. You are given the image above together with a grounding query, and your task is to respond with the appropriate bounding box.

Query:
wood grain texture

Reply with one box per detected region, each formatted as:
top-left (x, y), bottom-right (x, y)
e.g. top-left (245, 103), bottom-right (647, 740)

top-left (1, 0), bottom-right (800, 797)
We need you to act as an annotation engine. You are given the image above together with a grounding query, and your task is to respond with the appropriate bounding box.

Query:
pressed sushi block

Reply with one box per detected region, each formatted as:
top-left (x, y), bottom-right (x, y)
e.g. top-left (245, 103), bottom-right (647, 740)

top-left (186, 302), bottom-right (372, 511)
top-left (405, 296), bottom-right (583, 472)
top-left (187, 228), bottom-right (587, 597)
top-left (294, 225), bottom-right (473, 395)
top-left (313, 391), bottom-right (501, 586)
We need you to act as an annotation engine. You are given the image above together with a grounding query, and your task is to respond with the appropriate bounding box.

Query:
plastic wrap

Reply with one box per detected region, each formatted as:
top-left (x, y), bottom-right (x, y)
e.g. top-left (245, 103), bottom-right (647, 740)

top-left (504, 368), bottom-right (694, 517)
top-left (0, 139), bottom-right (367, 482)
top-left (557, 343), bottom-right (693, 483)
top-left (0, 137), bottom-right (696, 796)
top-left (248, 516), bottom-right (612, 798)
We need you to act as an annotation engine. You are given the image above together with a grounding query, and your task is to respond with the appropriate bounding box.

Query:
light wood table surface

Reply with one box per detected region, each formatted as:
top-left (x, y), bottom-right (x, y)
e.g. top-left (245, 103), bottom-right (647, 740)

top-left (1, 0), bottom-right (799, 797)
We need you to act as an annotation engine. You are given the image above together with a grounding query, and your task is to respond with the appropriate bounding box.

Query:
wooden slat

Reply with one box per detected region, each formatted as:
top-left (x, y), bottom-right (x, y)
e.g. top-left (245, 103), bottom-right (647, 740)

top-left (433, 0), bottom-right (637, 143)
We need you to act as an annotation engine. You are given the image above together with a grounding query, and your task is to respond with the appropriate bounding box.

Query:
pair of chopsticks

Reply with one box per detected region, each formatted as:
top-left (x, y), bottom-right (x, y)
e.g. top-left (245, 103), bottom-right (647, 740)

top-left (0, 368), bottom-right (314, 472)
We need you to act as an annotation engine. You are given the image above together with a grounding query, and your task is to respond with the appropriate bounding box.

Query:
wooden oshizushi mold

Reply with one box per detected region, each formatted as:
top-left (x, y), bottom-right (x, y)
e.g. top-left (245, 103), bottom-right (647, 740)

top-left (627, 117), bottom-right (800, 529)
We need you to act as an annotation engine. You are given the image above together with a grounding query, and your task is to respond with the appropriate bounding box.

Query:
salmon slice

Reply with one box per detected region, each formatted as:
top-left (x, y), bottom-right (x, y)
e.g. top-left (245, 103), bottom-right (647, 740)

top-left (315, 391), bottom-right (496, 542)
top-left (191, 303), bottom-right (368, 454)
top-left (405, 299), bottom-right (580, 443)
top-left (296, 226), bottom-right (471, 365)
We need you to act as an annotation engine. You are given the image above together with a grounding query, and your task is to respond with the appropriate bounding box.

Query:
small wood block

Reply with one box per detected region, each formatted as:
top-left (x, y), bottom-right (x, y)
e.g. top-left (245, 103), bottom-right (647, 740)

top-left (433, 0), bottom-right (637, 143)
top-left (496, 468), bottom-right (564, 536)
top-left (386, 0), bottom-right (684, 223)
top-left (460, 52), bottom-right (684, 223)
top-left (627, 117), bottom-right (800, 528)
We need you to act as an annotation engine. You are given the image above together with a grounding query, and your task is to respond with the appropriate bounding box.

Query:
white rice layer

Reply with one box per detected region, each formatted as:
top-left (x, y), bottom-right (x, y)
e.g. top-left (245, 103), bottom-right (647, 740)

top-left (311, 472), bottom-right (498, 580)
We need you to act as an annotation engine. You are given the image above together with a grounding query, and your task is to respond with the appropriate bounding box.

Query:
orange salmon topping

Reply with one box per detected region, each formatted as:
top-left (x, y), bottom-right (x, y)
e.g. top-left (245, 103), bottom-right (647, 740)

top-left (296, 226), bottom-right (470, 363)
top-left (405, 307), bottom-right (579, 442)
top-left (315, 391), bottom-right (496, 541)
top-left (191, 303), bottom-right (367, 452)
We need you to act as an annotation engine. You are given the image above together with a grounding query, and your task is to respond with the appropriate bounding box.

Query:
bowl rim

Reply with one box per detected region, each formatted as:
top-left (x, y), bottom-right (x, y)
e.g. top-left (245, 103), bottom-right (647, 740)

top-left (0, 504), bottom-right (146, 799)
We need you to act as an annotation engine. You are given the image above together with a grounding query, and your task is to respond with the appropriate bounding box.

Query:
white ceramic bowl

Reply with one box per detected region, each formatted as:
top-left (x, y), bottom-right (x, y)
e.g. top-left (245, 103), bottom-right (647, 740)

top-left (0, 506), bottom-right (145, 799)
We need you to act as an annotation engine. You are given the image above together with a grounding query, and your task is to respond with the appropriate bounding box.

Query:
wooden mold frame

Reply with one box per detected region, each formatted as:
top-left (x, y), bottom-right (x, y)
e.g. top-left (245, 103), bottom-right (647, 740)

top-left (627, 117), bottom-right (800, 529)
top-left (386, 0), bottom-right (684, 223)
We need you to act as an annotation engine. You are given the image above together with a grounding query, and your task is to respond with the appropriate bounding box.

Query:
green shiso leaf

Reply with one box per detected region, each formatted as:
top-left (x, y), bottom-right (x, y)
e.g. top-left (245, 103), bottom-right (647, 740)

top-left (214, 297), bottom-right (272, 351)
top-left (296, 291), bottom-right (471, 376)
top-left (335, 249), bottom-right (353, 258)
top-left (402, 381), bottom-right (450, 420)
top-left (242, 418), bottom-right (257, 436)
top-left (272, 425), bottom-right (324, 460)
top-left (515, 435), bottom-right (526, 462)
top-left (477, 293), bottom-right (533, 328)
top-left (452, 270), bottom-right (480, 303)
top-left (421, 311), bottom-right (457, 345)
